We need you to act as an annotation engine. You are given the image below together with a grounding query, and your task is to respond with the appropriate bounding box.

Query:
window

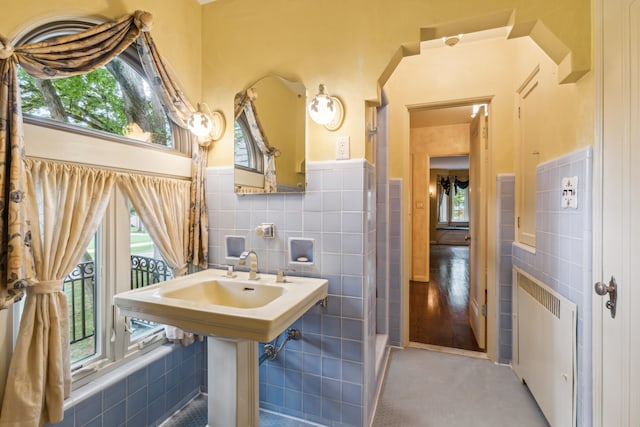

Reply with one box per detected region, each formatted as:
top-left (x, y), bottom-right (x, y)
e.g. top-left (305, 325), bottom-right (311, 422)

top-left (18, 58), bottom-right (174, 148)
top-left (437, 175), bottom-right (470, 225)
top-left (14, 19), bottom-right (189, 153)
top-left (234, 116), bottom-right (263, 173)
top-left (13, 18), bottom-right (188, 384)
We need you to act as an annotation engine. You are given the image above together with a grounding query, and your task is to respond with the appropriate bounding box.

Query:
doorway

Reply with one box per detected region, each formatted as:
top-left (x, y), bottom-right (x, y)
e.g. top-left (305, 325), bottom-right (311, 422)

top-left (409, 104), bottom-right (488, 353)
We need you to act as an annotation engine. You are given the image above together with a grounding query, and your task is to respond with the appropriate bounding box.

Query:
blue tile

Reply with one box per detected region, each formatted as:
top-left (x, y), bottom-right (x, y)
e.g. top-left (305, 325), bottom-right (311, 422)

top-left (321, 357), bottom-right (341, 379)
top-left (165, 386), bottom-right (182, 413)
top-left (147, 376), bottom-right (165, 403)
top-left (302, 333), bottom-right (322, 355)
top-left (302, 314), bottom-right (321, 335)
top-left (127, 368), bottom-right (147, 394)
top-left (284, 368), bottom-right (302, 391)
top-left (284, 350), bottom-right (302, 370)
top-left (321, 377), bottom-right (340, 399)
top-left (342, 276), bottom-right (363, 298)
top-left (322, 316), bottom-right (341, 337)
top-left (267, 365), bottom-right (285, 387)
top-left (147, 395), bottom-right (165, 426)
top-left (103, 401), bottom-right (126, 427)
top-left (126, 408), bottom-right (146, 427)
top-left (322, 337), bottom-right (341, 358)
top-left (302, 373), bottom-right (321, 395)
top-left (342, 319), bottom-right (363, 341)
top-left (321, 397), bottom-right (341, 421)
top-left (82, 415), bottom-right (102, 427)
top-left (303, 393), bottom-right (321, 416)
top-left (342, 340), bottom-right (362, 363)
top-left (266, 384), bottom-right (284, 406)
top-left (342, 297), bottom-right (363, 319)
top-left (342, 382), bottom-right (362, 405)
top-left (342, 403), bottom-right (363, 426)
top-left (75, 394), bottom-right (102, 426)
top-left (126, 387), bottom-right (147, 420)
top-left (147, 357), bottom-right (165, 383)
top-left (303, 354), bottom-right (321, 375)
top-left (342, 361), bottom-right (363, 384)
top-left (103, 379), bottom-right (125, 410)
top-left (284, 388), bottom-right (302, 412)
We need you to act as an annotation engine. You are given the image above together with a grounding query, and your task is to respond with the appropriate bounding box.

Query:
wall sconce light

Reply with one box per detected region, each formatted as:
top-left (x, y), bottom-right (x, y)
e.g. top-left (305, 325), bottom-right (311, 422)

top-left (307, 84), bottom-right (344, 131)
top-left (188, 103), bottom-right (225, 144)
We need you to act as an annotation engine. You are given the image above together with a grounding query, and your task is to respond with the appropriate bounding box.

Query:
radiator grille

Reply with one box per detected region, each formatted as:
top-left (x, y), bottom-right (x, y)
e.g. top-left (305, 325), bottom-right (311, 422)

top-left (518, 273), bottom-right (561, 318)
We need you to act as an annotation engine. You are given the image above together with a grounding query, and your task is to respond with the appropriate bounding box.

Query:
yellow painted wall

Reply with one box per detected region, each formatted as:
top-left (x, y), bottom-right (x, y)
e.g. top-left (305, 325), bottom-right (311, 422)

top-left (201, 0), bottom-right (591, 167)
top-left (384, 35), bottom-right (593, 358)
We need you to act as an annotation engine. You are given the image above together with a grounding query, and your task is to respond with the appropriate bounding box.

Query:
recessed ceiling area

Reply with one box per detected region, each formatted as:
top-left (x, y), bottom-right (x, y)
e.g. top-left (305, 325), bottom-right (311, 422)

top-left (431, 155), bottom-right (469, 170)
top-left (410, 105), bottom-right (475, 128)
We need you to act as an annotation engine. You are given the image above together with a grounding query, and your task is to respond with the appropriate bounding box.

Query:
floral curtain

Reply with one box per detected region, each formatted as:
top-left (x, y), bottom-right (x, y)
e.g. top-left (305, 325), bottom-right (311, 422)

top-left (0, 160), bottom-right (115, 426)
top-left (136, 32), bottom-right (208, 269)
top-left (0, 10), bottom-right (207, 426)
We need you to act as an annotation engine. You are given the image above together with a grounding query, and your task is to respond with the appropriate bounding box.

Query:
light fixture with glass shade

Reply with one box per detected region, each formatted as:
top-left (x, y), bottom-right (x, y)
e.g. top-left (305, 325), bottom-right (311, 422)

top-left (307, 84), bottom-right (344, 131)
top-left (188, 103), bottom-right (225, 144)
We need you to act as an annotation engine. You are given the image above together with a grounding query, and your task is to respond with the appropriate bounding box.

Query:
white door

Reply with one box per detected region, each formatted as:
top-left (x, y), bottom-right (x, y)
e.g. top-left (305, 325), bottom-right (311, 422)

top-left (596, 0), bottom-right (640, 424)
top-left (469, 108), bottom-right (487, 350)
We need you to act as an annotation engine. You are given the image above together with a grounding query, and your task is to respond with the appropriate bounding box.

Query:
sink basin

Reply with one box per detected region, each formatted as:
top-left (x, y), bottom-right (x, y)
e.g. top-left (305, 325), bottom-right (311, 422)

top-left (114, 269), bottom-right (328, 342)
top-left (161, 280), bottom-right (285, 309)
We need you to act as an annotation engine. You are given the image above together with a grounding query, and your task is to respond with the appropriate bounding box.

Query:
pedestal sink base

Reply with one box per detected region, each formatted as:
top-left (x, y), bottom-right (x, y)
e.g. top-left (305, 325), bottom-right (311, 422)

top-left (207, 337), bottom-right (259, 427)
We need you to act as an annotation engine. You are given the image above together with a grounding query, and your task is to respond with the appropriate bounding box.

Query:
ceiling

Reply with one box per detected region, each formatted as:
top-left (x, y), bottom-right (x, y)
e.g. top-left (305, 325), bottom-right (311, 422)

top-left (431, 155), bottom-right (469, 170)
top-left (410, 105), bottom-right (476, 128)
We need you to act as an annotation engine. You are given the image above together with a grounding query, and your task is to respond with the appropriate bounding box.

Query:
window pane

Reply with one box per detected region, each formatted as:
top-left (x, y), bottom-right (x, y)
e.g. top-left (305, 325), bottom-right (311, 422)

top-left (64, 234), bottom-right (99, 364)
top-left (18, 58), bottom-right (174, 148)
top-left (452, 188), bottom-right (469, 222)
top-left (234, 121), bottom-right (251, 168)
top-left (129, 204), bottom-right (171, 340)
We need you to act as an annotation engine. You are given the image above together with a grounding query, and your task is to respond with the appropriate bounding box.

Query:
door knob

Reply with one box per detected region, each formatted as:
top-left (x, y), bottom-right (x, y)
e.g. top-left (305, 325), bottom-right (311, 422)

top-left (594, 276), bottom-right (617, 318)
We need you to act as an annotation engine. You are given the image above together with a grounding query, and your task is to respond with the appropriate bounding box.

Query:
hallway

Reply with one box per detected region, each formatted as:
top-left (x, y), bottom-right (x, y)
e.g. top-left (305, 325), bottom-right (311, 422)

top-left (409, 245), bottom-right (482, 352)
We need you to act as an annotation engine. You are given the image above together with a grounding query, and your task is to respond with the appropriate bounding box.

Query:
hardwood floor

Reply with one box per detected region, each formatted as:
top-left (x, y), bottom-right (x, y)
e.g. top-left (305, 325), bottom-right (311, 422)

top-left (409, 245), bottom-right (483, 352)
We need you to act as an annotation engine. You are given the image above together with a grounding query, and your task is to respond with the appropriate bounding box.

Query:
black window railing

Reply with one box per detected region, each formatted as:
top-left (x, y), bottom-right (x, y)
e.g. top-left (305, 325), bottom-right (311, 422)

top-left (130, 254), bottom-right (172, 289)
top-left (64, 255), bottom-right (171, 362)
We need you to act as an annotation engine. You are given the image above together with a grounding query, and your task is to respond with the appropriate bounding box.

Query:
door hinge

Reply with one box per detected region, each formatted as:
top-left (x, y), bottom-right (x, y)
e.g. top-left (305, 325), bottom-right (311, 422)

top-left (517, 216), bottom-right (521, 228)
top-left (518, 106), bottom-right (521, 119)
top-left (481, 304), bottom-right (487, 317)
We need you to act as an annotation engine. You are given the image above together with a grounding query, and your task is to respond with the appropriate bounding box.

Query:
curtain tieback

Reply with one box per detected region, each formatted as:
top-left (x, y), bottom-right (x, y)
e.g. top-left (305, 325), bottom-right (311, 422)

top-left (173, 265), bottom-right (189, 277)
top-left (134, 10), bottom-right (153, 32)
top-left (0, 36), bottom-right (14, 59)
top-left (27, 280), bottom-right (64, 295)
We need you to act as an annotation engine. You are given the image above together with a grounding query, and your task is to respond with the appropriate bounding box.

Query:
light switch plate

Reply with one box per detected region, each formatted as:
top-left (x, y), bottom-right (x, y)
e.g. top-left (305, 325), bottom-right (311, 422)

top-left (561, 176), bottom-right (578, 209)
top-left (336, 136), bottom-right (350, 160)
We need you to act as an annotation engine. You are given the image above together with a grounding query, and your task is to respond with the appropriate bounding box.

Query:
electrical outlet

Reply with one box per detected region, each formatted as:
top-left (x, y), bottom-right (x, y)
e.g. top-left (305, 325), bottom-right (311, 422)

top-left (561, 176), bottom-right (578, 209)
top-left (336, 136), bottom-right (350, 160)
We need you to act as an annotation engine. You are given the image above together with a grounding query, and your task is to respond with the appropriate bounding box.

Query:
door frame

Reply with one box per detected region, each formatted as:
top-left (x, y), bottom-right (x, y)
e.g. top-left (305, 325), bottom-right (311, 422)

top-left (592, 0), bottom-right (604, 424)
top-left (406, 99), bottom-right (491, 352)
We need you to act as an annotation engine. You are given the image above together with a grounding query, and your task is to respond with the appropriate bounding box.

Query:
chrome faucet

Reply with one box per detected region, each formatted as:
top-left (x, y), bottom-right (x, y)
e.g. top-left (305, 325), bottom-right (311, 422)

top-left (238, 250), bottom-right (259, 280)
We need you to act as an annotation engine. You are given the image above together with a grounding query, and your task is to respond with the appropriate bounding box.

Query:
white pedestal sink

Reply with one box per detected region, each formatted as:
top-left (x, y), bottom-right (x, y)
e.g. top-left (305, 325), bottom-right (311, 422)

top-left (114, 269), bottom-right (328, 427)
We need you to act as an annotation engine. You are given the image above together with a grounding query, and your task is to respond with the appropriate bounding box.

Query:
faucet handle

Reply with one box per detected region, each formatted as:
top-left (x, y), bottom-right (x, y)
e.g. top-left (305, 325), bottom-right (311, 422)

top-left (276, 269), bottom-right (288, 283)
top-left (225, 265), bottom-right (237, 278)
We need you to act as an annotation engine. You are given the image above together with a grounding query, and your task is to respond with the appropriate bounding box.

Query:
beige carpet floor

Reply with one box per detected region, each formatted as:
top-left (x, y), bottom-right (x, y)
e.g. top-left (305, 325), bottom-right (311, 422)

top-left (372, 347), bottom-right (550, 427)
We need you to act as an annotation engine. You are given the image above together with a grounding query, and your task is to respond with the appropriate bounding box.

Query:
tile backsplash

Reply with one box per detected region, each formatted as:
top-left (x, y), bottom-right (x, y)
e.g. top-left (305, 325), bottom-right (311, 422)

top-left (207, 160), bottom-right (375, 426)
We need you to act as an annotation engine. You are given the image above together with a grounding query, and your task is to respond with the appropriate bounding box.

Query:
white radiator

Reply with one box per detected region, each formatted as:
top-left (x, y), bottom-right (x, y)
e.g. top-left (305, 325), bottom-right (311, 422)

top-left (513, 268), bottom-right (576, 427)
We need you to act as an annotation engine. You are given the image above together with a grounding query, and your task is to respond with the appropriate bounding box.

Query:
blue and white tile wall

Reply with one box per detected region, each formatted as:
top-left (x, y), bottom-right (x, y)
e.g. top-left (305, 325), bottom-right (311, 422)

top-left (496, 174), bottom-right (515, 364)
top-left (512, 146), bottom-right (593, 427)
top-left (45, 342), bottom-right (204, 427)
top-left (207, 159), bottom-right (376, 426)
top-left (388, 179), bottom-right (403, 347)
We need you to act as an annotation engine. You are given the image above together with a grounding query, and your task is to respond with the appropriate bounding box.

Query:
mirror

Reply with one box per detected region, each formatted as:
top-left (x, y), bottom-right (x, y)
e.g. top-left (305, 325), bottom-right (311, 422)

top-left (234, 75), bottom-right (306, 193)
